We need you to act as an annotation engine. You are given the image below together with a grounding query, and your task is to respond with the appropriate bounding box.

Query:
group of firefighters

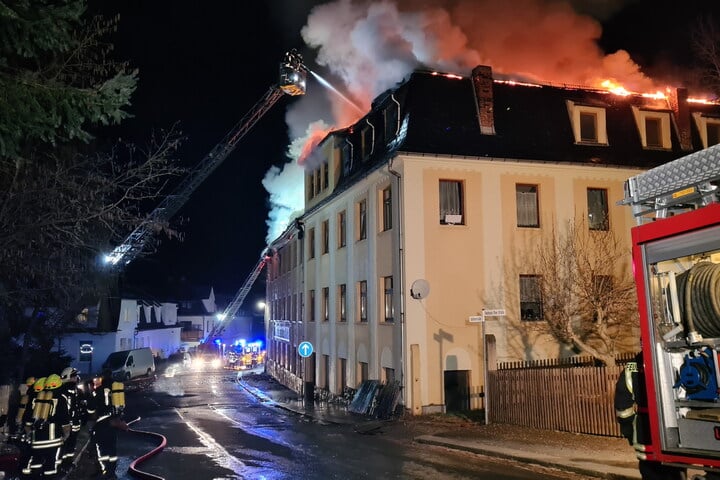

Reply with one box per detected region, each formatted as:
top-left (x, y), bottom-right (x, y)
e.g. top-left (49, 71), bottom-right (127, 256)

top-left (6, 367), bottom-right (127, 479)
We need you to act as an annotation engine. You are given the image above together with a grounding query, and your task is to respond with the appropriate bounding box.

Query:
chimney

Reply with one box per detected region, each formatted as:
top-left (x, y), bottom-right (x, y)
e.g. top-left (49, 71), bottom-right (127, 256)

top-left (668, 87), bottom-right (692, 151)
top-left (471, 65), bottom-right (496, 135)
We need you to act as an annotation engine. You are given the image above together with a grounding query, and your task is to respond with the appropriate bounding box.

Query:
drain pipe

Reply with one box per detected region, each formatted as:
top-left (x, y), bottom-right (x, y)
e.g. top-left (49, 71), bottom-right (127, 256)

top-left (387, 157), bottom-right (406, 408)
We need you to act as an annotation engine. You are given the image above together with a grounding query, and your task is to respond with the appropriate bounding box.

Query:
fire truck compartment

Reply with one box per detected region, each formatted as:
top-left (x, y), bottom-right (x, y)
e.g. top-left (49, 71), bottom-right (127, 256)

top-left (678, 417), bottom-right (720, 451)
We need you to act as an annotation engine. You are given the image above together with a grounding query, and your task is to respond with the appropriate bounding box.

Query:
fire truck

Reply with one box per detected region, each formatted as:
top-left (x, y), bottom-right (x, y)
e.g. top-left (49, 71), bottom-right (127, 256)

top-left (621, 144), bottom-right (720, 478)
top-left (225, 340), bottom-right (265, 370)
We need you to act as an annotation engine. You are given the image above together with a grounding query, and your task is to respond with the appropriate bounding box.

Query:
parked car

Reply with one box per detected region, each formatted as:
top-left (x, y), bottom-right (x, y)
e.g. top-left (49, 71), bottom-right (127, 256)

top-left (102, 347), bottom-right (156, 381)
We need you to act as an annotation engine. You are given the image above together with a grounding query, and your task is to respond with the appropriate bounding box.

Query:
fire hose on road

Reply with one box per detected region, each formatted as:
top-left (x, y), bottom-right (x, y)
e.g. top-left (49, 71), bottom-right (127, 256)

top-left (126, 417), bottom-right (167, 480)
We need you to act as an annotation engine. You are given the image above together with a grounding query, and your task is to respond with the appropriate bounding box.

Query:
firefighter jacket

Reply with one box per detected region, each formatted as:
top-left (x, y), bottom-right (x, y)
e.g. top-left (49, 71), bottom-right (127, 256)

top-left (87, 379), bottom-right (123, 424)
top-left (30, 389), bottom-right (70, 451)
top-left (59, 382), bottom-right (84, 433)
top-left (615, 352), bottom-right (652, 459)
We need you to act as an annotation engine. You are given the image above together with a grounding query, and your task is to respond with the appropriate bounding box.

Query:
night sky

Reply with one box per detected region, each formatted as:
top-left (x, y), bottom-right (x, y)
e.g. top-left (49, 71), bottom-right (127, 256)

top-left (98, 0), bottom-right (720, 301)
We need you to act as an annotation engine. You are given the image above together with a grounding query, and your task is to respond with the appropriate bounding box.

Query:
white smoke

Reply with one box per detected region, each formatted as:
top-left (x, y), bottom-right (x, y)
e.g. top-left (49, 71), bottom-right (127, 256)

top-left (262, 0), bottom-right (652, 245)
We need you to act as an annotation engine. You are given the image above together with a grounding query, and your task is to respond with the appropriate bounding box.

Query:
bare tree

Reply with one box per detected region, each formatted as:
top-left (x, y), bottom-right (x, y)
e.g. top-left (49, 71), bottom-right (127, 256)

top-left (692, 16), bottom-right (720, 95)
top-left (531, 219), bottom-right (638, 367)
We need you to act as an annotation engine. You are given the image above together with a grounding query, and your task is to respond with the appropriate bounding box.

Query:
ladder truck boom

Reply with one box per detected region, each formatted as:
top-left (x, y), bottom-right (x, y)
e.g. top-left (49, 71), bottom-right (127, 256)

top-left (105, 50), bottom-right (307, 267)
top-left (208, 251), bottom-right (271, 341)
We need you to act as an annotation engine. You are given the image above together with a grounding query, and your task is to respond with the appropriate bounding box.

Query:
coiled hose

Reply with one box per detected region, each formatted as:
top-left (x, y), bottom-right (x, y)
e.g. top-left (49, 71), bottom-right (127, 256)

top-left (676, 262), bottom-right (720, 338)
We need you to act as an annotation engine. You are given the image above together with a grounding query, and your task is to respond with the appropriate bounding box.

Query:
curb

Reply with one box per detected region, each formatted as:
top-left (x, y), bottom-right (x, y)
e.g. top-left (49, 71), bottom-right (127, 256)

top-left (416, 435), bottom-right (640, 480)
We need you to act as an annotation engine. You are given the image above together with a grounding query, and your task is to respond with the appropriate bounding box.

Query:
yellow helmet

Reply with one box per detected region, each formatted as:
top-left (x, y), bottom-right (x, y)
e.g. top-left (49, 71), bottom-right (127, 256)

top-left (33, 377), bottom-right (47, 392)
top-left (25, 376), bottom-right (36, 386)
top-left (45, 374), bottom-right (62, 390)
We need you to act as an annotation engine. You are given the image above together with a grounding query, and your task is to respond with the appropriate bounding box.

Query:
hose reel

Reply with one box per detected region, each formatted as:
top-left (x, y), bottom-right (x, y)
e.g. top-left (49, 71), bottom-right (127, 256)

top-left (676, 262), bottom-right (720, 338)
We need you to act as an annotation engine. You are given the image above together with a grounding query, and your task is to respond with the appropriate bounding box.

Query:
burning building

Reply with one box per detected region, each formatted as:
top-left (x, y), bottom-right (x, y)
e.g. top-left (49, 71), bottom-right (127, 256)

top-left (263, 64), bottom-right (720, 415)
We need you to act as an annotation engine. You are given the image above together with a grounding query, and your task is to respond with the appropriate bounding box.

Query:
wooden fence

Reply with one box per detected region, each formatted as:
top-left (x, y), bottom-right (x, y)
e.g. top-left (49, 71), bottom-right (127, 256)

top-left (487, 354), bottom-right (637, 437)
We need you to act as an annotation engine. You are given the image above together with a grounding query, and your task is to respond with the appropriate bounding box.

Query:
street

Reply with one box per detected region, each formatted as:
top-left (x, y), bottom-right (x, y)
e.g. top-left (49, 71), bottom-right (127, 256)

top-left (69, 367), bottom-right (602, 480)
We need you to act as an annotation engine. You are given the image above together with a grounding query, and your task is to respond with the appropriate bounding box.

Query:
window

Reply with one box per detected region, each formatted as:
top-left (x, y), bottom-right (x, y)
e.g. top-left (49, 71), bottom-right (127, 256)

top-left (383, 276), bottom-right (394, 322)
top-left (339, 358), bottom-right (347, 391)
top-left (338, 210), bottom-right (346, 248)
top-left (692, 113), bottom-right (720, 148)
top-left (308, 227), bottom-right (316, 259)
top-left (322, 163), bottom-right (329, 190)
top-left (516, 184), bottom-right (539, 228)
top-left (633, 107), bottom-right (671, 149)
top-left (645, 117), bottom-right (662, 148)
top-left (439, 180), bottom-right (464, 225)
top-left (357, 199), bottom-right (367, 240)
top-left (359, 361), bottom-right (369, 383)
top-left (566, 101), bottom-right (608, 145)
top-left (384, 367), bottom-right (395, 384)
top-left (358, 280), bottom-right (367, 322)
top-left (338, 284), bottom-right (347, 322)
top-left (579, 112), bottom-right (597, 142)
top-left (308, 173), bottom-right (315, 200)
top-left (321, 220), bottom-right (329, 254)
top-left (322, 287), bottom-right (329, 322)
top-left (314, 169), bottom-right (321, 194)
top-left (384, 103), bottom-right (399, 141)
top-left (361, 124), bottom-right (373, 160)
top-left (520, 275), bottom-right (543, 321)
top-left (309, 289), bottom-right (315, 322)
top-left (381, 186), bottom-right (392, 231)
top-left (587, 188), bottom-right (609, 231)
top-left (709, 123), bottom-right (720, 147)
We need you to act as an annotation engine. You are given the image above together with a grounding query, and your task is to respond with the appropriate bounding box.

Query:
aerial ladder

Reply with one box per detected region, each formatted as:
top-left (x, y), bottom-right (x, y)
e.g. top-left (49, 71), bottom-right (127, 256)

top-left (205, 249), bottom-right (272, 342)
top-left (104, 50), bottom-right (307, 267)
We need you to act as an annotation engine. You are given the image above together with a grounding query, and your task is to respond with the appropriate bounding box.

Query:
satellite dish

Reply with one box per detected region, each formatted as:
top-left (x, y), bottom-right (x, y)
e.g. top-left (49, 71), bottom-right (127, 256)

top-left (410, 279), bottom-right (430, 300)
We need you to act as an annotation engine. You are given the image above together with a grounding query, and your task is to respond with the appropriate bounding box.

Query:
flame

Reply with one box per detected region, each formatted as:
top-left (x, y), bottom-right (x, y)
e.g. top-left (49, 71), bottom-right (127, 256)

top-left (430, 71), bottom-right (464, 80)
top-left (297, 128), bottom-right (332, 166)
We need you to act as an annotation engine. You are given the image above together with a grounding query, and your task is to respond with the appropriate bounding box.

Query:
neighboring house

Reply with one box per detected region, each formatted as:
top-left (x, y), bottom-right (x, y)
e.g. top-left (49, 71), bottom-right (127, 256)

top-left (56, 293), bottom-right (181, 376)
top-left (176, 286), bottom-right (219, 350)
top-left (264, 65), bottom-right (720, 414)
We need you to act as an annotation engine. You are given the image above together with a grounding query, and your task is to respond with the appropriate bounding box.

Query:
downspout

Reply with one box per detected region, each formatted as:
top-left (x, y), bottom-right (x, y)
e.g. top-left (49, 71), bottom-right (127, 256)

top-left (387, 156), bottom-right (406, 408)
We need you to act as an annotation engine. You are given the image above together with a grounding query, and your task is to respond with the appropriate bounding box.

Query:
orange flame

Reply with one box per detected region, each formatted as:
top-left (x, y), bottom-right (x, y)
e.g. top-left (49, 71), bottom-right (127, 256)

top-left (298, 128), bottom-right (332, 166)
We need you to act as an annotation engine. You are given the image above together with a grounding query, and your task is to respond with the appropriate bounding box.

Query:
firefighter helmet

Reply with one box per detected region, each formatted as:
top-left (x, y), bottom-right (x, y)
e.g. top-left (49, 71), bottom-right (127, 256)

top-left (33, 377), bottom-right (46, 392)
top-left (60, 367), bottom-right (79, 383)
top-left (45, 374), bottom-right (63, 390)
top-left (25, 376), bottom-right (36, 386)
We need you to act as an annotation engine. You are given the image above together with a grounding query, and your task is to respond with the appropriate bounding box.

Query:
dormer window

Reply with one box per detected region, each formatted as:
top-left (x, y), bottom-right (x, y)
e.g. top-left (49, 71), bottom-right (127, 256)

top-left (361, 120), bottom-right (374, 160)
top-left (632, 107), bottom-right (671, 150)
top-left (566, 101), bottom-right (608, 145)
top-left (692, 113), bottom-right (720, 148)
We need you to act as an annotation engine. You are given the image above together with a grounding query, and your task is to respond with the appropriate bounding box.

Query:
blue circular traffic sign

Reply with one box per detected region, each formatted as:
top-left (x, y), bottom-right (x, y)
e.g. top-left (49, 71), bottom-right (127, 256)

top-left (298, 341), bottom-right (314, 358)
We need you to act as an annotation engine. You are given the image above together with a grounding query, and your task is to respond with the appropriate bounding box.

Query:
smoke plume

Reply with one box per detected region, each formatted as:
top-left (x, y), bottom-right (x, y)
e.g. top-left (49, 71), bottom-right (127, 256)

top-left (264, 0), bottom-right (650, 244)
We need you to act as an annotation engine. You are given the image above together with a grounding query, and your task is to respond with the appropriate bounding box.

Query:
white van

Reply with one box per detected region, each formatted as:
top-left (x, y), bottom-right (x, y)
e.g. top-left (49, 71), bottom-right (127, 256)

top-left (102, 347), bottom-right (155, 381)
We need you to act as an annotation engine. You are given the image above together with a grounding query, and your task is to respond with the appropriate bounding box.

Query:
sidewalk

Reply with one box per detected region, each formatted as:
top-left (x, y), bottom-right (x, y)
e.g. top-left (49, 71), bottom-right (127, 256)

top-left (237, 373), bottom-right (643, 480)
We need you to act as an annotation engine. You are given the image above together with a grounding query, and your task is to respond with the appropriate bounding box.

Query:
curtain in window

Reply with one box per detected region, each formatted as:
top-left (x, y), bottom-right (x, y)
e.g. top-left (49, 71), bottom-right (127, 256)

top-left (439, 180), bottom-right (461, 221)
top-left (516, 189), bottom-right (538, 227)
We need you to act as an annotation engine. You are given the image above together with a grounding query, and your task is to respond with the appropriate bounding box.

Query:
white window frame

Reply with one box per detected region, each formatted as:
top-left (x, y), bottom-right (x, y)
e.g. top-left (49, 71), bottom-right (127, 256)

top-left (632, 107), bottom-right (671, 150)
top-left (692, 112), bottom-right (720, 148)
top-left (566, 100), bottom-right (608, 145)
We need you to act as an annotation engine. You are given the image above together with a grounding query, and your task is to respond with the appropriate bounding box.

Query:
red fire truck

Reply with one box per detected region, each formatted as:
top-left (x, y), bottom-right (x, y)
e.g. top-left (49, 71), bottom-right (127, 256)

top-left (622, 144), bottom-right (720, 478)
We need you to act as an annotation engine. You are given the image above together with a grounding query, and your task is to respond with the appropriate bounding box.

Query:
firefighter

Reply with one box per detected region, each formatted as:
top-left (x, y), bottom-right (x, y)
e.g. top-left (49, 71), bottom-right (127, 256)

top-left (8, 377), bottom-right (34, 444)
top-left (615, 353), bottom-right (687, 480)
top-left (58, 366), bottom-right (83, 472)
top-left (87, 369), bottom-right (127, 479)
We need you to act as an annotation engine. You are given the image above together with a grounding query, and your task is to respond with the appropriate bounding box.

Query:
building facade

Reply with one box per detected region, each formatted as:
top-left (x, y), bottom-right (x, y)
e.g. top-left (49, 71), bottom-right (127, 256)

top-left (265, 65), bottom-right (720, 414)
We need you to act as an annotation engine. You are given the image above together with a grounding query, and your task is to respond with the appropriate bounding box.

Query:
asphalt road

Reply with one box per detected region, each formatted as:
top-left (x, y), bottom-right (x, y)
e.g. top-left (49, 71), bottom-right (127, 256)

top-left (73, 367), bottom-right (599, 480)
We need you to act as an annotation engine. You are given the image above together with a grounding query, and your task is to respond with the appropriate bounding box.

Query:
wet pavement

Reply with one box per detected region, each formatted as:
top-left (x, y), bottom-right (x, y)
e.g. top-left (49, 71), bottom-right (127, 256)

top-left (4, 371), bottom-right (653, 480)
